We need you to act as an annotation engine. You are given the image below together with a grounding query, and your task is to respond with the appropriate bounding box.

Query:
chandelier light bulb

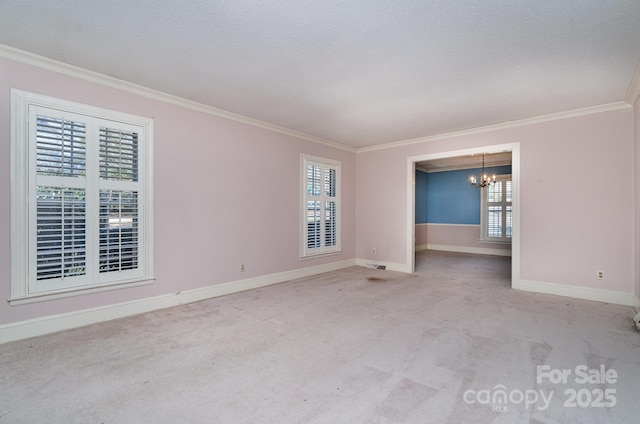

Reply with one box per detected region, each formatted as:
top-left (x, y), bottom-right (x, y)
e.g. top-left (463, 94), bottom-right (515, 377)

top-left (470, 154), bottom-right (496, 188)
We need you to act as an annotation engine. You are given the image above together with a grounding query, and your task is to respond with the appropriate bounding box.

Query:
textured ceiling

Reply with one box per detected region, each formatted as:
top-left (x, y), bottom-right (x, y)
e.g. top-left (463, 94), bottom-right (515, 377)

top-left (1, 1), bottom-right (639, 148)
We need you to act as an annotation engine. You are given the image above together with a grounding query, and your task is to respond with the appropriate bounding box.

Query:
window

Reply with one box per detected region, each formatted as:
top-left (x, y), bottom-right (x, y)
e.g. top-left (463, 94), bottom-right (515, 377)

top-left (301, 155), bottom-right (341, 257)
top-left (11, 90), bottom-right (153, 302)
top-left (481, 174), bottom-right (512, 242)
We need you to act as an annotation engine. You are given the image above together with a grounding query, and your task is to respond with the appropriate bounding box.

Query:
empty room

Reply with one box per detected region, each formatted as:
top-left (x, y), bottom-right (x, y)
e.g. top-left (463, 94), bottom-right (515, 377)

top-left (1, 1), bottom-right (640, 423)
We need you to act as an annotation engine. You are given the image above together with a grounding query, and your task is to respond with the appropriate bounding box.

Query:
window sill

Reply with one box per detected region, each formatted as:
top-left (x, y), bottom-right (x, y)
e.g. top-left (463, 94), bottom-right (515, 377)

top-left (9, 278), bottom-right (155, 306)
top-left (478, 239), bottom-right (512, 245)
top-left (300, 250), bottom-right (343, 261)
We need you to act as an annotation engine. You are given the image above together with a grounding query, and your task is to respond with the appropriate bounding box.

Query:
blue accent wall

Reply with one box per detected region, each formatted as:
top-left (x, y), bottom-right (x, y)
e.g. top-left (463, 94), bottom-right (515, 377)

top-left (415, 170), bottom-right (429, 223)
top-left (415, 165), bottom-right (511, 225)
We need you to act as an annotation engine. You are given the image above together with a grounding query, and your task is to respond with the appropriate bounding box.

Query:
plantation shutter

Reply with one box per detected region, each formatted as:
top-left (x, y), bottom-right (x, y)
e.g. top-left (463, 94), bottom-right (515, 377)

top-left (302, 156), bottom-right (340, 257)
top-left (98, 125), bottom-right (142, 282)
top-left (27, 105), bottom-right (146, 294)
top-left (307, 164), bottom-right (322, 249)
top-left (32, 111), bottom-right (88, 292)
top-left (484, 176), bottom-right (512, 241)
top-left (12, 91), bottom-right (153, 302)
top-left (324, 167), bottom-right (337, 247)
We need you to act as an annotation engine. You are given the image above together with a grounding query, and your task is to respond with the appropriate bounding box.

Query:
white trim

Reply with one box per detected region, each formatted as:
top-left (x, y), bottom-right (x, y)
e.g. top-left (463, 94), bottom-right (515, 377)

top-left (480, 174), bottom-right (512, 243)
top-left (408, 159), bottom-right (416, 272)
top-left (407, 143), bottom-right (521, 279)
top-left (0, 43), bottom-right (355, 153)
top-left (0, 259), bottom-right (357, 345)
top-left (3, 44), bottom-right (633, 156)
top-left (11, 89), bottom-right (155, 300)
top-left (421, 244), bottom-right (512, 257)
top-left (9, 279), bottom-right (155, 306)
top-left (360, 103), bottom-right (630, 153)
top-left (415, 223), bottom-right (512, 255)
top-left (416, 159), bottom-right (512, 174)
top-left (624, 60), bottom-right (640, 105)
top-left (514, 279), bottom-right (640, 308)
top-left (300, 154), bottom-right (342, 258)
top-left (355, 259), bottom-right (410, 273)
top-left (416, 223), bottom-right (479, 227)
top-left (300, 153), bottom-right (341, 168)
top-left (10, 89), bottom-right (29, 299)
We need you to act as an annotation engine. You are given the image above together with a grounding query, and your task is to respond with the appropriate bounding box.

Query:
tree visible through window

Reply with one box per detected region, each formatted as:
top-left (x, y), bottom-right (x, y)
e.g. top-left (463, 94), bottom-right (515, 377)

top-left (11, 90), bottom-right (153, 301)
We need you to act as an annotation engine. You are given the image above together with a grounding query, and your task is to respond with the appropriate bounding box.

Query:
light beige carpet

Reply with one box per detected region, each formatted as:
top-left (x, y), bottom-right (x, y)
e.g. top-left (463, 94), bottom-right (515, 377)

top-left (1, 251), bottom-right (638, 423)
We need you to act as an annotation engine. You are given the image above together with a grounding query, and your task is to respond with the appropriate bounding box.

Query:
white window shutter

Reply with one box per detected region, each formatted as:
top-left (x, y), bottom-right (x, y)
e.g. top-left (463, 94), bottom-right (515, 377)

top-left (301, 155), bottom-right (341, 257)
top-left (11, 91), bottom-right (153, 302)
top-left (482, 175), bottom-right (512, 242)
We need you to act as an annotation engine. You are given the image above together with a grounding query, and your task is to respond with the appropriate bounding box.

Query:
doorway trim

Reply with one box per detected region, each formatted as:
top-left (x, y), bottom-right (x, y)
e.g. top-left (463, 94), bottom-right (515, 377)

top-left (406, 142), bottom-right (520, 288)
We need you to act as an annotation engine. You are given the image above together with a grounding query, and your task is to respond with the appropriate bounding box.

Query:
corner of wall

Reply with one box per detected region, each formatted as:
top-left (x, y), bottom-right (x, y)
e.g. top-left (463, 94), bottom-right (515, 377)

top-left (634, 95), bottom-right (640, 304)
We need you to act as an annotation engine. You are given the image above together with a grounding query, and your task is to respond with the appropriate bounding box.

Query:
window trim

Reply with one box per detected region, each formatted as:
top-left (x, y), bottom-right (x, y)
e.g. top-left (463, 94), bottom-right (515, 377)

top-left (300, 154), bottom-right (341, 258)
top-left (10, 89), bottom-right (154, 304)
top-left (480, 174), bottom-right (512, 243)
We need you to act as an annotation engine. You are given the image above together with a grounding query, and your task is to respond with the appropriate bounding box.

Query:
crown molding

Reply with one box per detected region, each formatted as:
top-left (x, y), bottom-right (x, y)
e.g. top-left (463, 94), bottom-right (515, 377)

top-left (624, 60), bottom-right (640, 105)
top-left (3, 43), bottom-right (635, 155)
top-left (0, 43), bottom-right (355, 153)
top-left (416, 159), bottom-right (512, 174)
top-left (357, 102), bottom-right (631, 153)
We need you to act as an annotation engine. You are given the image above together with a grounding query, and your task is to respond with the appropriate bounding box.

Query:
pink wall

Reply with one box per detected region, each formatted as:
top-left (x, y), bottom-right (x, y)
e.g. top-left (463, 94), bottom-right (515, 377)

top-left (0, 57), bottom-right (356, 325)
top-left (415, 224), bottom-right (511, 255)
top-left (1, 53), bottom-right (637, 328)
top-left (357, 107), bottom-right (636, 294)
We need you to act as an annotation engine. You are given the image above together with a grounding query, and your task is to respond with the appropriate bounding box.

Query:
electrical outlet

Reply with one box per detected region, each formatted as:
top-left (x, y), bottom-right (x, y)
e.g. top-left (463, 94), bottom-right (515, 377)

top-left (240, 264), bottom-right (245, 272)
top-left (597, 270), bottom-right (605, 280)
top-left (372, 248), bottom-right (376, 255)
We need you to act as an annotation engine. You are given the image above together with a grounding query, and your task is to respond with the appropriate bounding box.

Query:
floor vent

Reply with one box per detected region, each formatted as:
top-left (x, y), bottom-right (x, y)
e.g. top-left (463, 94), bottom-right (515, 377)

top-left (366, 263), bottom-right (386, 270)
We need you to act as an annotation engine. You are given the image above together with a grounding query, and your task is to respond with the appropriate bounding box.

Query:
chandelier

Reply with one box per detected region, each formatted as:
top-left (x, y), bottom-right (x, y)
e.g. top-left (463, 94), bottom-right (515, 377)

top-left (469, 154), bottom-right (496, 188)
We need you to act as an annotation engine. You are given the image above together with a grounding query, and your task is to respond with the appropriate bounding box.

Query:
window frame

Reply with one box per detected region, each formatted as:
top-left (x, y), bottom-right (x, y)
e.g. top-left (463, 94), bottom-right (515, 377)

top-left (10, 90), bottom-right (154, 304)
top-left (480, 174), bottom-right (512, 243)
top-left (300, 154), bottom-right (341, 258)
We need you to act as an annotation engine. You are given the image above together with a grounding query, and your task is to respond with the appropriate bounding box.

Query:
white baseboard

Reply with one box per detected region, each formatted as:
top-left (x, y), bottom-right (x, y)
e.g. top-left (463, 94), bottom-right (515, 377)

top-left (5, 259), bottom-right (635, 344)
top-left (355, 258), bottom-right (410, 274)
top-left (419, 243), bottom-right (512, 257)
top-left (0, 259), bottom-right (357, 344)
top-left (514, 279), bottom-right (640, 307)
